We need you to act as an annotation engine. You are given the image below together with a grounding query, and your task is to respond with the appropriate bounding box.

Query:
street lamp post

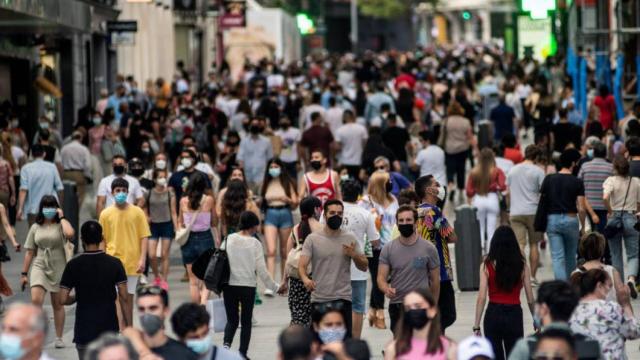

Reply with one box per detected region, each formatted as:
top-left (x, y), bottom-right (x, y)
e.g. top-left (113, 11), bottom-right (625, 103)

top-left (350, 0), bottom-right (358, 53)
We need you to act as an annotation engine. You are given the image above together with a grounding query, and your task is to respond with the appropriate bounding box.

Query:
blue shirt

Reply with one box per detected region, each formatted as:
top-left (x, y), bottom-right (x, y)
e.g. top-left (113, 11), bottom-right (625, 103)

top-left (20, 159), bottom-right (64, 215)
top-left (364, 92), bottom-right (396, 121)
top-left (390, 172), bottom-right (411, 197)
top-left (489, 103), bottom-right (515, 141)
top-left (237, 135), bottom-right (273, 183)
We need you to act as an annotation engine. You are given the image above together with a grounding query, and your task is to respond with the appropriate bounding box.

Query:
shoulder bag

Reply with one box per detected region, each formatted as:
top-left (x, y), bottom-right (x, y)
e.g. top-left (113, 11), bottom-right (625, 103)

top-left (603, 178), bottom-right (632, 239)
top-left (175, 198), bottom-right (204, 246)
top-left (57, 223), bottom-right (75, 263)
top-left (285, 231), bottom-right (311, 279)
top-left (437, 117), bottom-right (448, 149)
top-left (203, 238), bottom-right (230, 295)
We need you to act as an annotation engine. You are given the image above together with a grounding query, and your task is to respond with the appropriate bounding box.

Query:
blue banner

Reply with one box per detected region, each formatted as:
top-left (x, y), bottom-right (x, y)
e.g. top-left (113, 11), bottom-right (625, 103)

top-left (567, 47), bottom-right (579, 106)
top-left (614, 54), bottom-right (624, 120)
top-left (579, 57), bottom-right (588, 122)
top-left (596, 54), bottom-right (612, 90)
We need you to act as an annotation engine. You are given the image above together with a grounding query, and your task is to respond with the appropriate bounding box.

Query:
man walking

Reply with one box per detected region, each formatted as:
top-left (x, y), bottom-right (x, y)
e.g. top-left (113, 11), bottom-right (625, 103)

top-left (378, 205), bottom-right (440, 333)
top-left (96, 154), bottom-right (144, 217)
top-left (0, 303), bottom-right (51, 360)
top-left (299, 150), bottom-right (341, 204)
top-left (299, 199), bottom-right (368, 338)
top-left (237, 117), bottom-right (273, 194)
top-left (60, 131), bottom-right (92, 208)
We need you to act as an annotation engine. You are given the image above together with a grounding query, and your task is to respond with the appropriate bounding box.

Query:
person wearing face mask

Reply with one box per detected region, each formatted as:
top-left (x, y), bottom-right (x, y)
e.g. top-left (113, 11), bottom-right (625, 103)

top-left (96, 155), bottom-right (145, 217)
top-left (129, 157), bottom-right (153, 192)
top-left (170, 302), bottom-right (243, 360)
top-left (311, 306), bottom-right (349, 357)
top-left (144, 169), bottom-right (177, 289)
top-left (99, 178), bottom-right (151, 330)
top-left (58, 221), bottom-right (129, 359)
top-left (20, 195), bottom-right (74, 349)
top-left (335, 110), bottom-right (368, 181)
top-left (121, 286), bottom-right (197, 360)
top-left (60, 131), bottom-right (92, 208)
top-left (299, 199), bottom-right (368, 339)
top-left (0, 303), bottom-right (51, 360)
top-left (274, 116), bottom-right (302, 181)
top-left (508, 280), bottom-right (601, 360)
top-left (415, 175), bottom-right (458, 333)
top-left (299, 150), bottom-right (341, 205)
top-left (576, 141), bottom-right (611, 247)
top-left (357, 171), bottom-right (399, 330)
top-left (383, 289), bottom-right (457, 360)
top-left (168, 149), bottom-right (212, 217)
top-left (377, 205), bottom-right (440, 334)
top-left (411, 130), bottom-right (446, 205)
top-left (237, 117), bottom-right (273, 195)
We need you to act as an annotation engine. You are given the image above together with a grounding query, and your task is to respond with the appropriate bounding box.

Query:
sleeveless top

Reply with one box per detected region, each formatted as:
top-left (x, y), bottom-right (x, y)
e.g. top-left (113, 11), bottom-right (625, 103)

top-left (487, 262), bottom-right (522, 305)
top-left (304, 170), bottom-right (335, 205)
top-left (183, 212), bottom-right (212, 232)
top-left (397, 336), bottom-right (451, 360)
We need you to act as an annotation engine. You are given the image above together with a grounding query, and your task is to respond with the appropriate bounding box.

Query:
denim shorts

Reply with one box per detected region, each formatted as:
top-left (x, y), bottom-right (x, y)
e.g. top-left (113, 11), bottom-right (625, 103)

top-left (181, 230), bottom-right (214, 265)
top-left (264, 207), bottom-right (293, 229)
top-left (351, 280), bottom-right (367, 314)
top-left (150, 221), bottom-right (174, 241)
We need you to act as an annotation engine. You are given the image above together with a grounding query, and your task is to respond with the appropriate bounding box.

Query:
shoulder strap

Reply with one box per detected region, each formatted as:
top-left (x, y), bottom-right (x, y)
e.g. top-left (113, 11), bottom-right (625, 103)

top-left (211, 345), bottom-right (217, 360)
top-left (621, 177), bottom-right (632, 210)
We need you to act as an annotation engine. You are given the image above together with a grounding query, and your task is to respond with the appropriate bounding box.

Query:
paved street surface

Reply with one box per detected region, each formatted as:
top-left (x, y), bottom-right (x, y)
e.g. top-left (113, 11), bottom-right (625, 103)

top-left (3, 190), bottom-right (640, 360)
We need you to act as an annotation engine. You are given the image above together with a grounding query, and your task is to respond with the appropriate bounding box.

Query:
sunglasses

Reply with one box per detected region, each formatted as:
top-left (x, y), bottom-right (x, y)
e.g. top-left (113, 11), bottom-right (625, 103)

top-left (312, 301), bottom-right (345, 314)
top-left (136, 285), bottom-right (165, 297)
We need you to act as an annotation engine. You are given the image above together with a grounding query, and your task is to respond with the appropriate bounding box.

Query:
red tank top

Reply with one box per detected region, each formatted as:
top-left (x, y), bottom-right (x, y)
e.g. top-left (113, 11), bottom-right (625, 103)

top-left (304, 170), bottom-right (336, 205)
top-left (487, 262), bottom-right (522, 305)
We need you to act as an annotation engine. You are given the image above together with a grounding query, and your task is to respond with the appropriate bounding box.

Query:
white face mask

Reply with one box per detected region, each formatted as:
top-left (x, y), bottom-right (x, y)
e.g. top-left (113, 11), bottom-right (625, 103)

top-left (155, 160), bottom-right (167, 170)
top-left (181, 158), bottom-right (193, 169)
top-left (436, 186), bottom-right (446, 201)
top-left (156, 178), bottom-right (167, 187)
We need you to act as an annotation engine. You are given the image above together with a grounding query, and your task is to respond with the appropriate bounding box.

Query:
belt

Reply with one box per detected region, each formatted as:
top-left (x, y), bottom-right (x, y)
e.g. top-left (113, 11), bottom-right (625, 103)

top-left (267, 205), bottom-right (290, 210)
top-left (64, 169), bottom-right (84, 172)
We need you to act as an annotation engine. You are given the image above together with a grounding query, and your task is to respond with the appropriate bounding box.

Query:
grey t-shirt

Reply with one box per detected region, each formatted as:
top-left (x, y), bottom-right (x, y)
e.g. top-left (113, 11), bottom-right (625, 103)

top-left (301, 228), bottom-right (362, 303)
top-left (379, 236), bottom-right (440, 304)
top-left (506, 163), bottom-right (545, 216)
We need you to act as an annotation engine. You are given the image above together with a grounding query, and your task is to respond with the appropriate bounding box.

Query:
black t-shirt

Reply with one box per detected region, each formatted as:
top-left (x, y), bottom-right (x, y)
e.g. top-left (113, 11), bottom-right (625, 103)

top-left (551, 122), bottom-right (582, 152)
top-left (59, 251), bottom-right (127, 345)
top-left (152, 338), bottom-right (198, 360)
top-left (382, 127), bottom-right (410, 162)
top-left (630, 160), bottom-right (640, 178)
top-left (541, 173), bottom-right (585, 214)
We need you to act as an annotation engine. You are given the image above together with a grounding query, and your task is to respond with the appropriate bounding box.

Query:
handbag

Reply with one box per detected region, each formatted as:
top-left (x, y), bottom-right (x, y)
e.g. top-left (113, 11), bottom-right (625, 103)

top-left (437, 117), bottom-right (448, 149)
top-left (206, 298), bottom-right (227, 333)
top-left (534, 189), bottom-right (549, 232)
top-left (175, 199), bottom-right (204, 246)
top-left (203, 238), bottom-right (230, 295)
top-left (0, 241), bottom-right (10, 262)
top-left (59, 224), bottom-right (75, 263)
top-left (603, 178), bottom-right (631, 239)
top-left (285, 231), bottom-right (311, 279)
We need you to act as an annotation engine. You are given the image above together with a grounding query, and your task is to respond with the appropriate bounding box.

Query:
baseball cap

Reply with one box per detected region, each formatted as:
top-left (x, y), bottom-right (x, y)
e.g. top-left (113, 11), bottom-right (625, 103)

top-left (457, 336), bottom-right (494, 360)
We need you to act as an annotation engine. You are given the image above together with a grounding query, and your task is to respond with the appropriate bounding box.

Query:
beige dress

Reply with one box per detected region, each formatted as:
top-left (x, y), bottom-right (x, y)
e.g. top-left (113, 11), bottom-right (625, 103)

top-left (24, 223), bottom-right (66, 292)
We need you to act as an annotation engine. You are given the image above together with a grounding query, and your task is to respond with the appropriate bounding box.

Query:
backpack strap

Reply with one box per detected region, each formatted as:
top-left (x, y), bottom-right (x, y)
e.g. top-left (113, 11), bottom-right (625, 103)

top-left (211, 345), bottom-right (217, 360)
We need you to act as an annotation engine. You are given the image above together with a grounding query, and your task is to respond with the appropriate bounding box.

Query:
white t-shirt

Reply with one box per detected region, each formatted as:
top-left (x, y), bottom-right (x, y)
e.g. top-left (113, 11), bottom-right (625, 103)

top-left (301, 104), bottom-right (326, 129)
top-left (496, 157), bottom-right (515, 177)
top-left (336, 123), bottom-right (368, 166)
top-left (507, 163), bottom-right (545, 216)
top-left (97, 174), bottom-right (144, 207)
top-left (275, 127), bottom-right (302, 163)
top-left (343, 202), bottom-right (380, 281)
top-left (325, 107), bottom-right (345, 136)
top-left (415, 145), bottom-right (446, 185)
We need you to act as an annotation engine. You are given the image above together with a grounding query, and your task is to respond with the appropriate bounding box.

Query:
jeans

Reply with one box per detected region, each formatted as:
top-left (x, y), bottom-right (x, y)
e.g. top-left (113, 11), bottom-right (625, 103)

top-left (368, 249), bottom-right (385, 310)
top-left (547, 214), bottom-right (580, 280)
top-left (472, 193), bottom-right (500, 252)
top-left (607, 211), bottom-right (640, 280)
top-left (484, 303), bottom-right (523, 360)
top-left (223, 285), bottom-right (256, 356)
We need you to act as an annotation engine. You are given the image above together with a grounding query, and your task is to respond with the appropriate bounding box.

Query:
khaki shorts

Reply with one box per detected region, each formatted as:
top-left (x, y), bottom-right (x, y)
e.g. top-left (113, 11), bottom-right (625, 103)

top-left (510, 215), bottom-right (542, 249)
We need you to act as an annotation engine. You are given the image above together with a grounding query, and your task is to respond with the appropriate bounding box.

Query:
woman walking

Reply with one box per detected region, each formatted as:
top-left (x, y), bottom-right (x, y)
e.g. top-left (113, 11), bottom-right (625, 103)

top-left (359, 171), bottom-right (399, 329)
top-left (384, 289), bottom-right (457, 360)
top-left (220, 179), bottom-right (260, 237)
top-left (285, 196), bottom-right (322, 327)
top-left (178, 171), bottom-right (217, 304)
top-left (223, 211), bottom-right (279, 358)
top-left (473, 226), bottom-right (535, 360)
top-left (603, 155), bottom-right (640, 297)
top-left (20, 195), bottom-right (74, 348)
top-left (441, 101), bottom-right (474, 204)
top-left (572, 232), bottom-right (624, 303)
top-left (0, 200), bottom-right (19, 312)
top-left (261, 158), bottom-right (298, 289)
top-left (466, 148), bottom-right (506, 252)
top-left (144, 168), bottom-right (177, 289)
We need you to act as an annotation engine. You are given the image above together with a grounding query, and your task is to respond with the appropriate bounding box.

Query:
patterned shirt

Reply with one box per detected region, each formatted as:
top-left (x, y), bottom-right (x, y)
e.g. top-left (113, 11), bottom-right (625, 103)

top-left (416, 203), bottom-right (454, 282)
top-left (578, 158), bottom-right (613, 210)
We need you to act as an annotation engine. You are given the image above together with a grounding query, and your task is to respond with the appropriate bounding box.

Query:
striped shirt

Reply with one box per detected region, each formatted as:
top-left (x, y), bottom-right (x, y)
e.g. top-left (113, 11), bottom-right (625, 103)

top-left (578, 158), bottom-right (613, 210)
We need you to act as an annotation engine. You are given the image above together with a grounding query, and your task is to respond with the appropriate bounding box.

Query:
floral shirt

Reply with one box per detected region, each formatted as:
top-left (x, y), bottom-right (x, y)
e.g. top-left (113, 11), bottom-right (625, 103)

top-left (570, 299), bottom-right (640, 360)
top-left (416, 203), bottom-right (454, 282)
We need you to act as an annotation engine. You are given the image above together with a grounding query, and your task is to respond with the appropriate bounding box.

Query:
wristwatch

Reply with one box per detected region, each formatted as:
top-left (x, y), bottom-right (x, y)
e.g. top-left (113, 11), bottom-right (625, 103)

top-left (21, 272), bottom-right (27, 276)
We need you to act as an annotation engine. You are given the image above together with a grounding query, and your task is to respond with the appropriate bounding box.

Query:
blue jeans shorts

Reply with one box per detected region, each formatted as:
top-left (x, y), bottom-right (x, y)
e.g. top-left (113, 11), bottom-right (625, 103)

top-left (181, 230), bottom-right (214, 265)
top-left (264, 207), bottom-right (293, 228)
top-left (150, 221), bottom-right (174, 241)
top-left (351, 280), bottom-right (367, 314)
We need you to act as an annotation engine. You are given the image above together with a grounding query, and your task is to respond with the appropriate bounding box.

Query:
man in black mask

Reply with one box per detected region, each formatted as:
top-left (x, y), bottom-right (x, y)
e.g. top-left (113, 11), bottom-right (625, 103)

top-left (377, 205), bottom-right (440, 334)
top-left (96, 154), bottom-right (144, 217)
top-left (121, 286), bottom-right (197, 360)
top-left (298, 199), bottom-right (368, 338)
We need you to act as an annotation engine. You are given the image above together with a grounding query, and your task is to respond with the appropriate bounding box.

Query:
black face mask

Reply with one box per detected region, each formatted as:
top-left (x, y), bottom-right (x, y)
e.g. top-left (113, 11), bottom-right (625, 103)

top-left (398, 224), bottom-right (414, 238)
top-left (310, 160), bottom-right (322, 170)
top-left (250, 125), bottom-right (261, 134)
top-left (113, 165), bottom-right (125, 175)
top-left (280, 122), bottom-right (290, 129)
top-left (385, 181), bottom-right (393, 193)
top-left (130, 168), bottom-right (145, 177)
top-left (139, 313), bottom-right (163, 337)
top-left (327, 215), bottom-right (343, 230)
top-left (403, 309), bottom-right (430, 329)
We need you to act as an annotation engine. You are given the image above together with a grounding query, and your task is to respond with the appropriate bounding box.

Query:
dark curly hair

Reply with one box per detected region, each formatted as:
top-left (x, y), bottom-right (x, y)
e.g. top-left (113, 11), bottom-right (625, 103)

top-left (222, 179), bottom-right (249, 231)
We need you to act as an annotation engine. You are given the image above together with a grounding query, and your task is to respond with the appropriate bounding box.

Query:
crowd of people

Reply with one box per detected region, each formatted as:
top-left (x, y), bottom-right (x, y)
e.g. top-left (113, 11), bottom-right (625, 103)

top-left (1, 44), bottom-right (640, 360)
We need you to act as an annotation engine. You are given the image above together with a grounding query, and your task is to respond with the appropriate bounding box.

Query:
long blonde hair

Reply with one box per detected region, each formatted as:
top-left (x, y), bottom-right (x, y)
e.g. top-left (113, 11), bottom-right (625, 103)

top-left (469, 148), bottom-right (496, 196)
top-left (367, 171), bottom-right (394, 206)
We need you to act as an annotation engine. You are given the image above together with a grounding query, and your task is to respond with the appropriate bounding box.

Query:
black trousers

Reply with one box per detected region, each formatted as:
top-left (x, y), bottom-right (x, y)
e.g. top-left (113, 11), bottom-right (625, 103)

top-left (368, 249), bottom-right (385, 309)
top-left (312, 299), bottom-right (353, 339)
top-left (388, 303), bottom-right (402, 335)
top-left (223, 285), bottom-right (256, 356)
top-left (439, 281), bottom-right (456, 331)
top-left (283, 161), bottom-right (298, 182)
top-left (483, 303), bottom-right (523, 360)
top-left (445, 151), bottom-right (467, 190)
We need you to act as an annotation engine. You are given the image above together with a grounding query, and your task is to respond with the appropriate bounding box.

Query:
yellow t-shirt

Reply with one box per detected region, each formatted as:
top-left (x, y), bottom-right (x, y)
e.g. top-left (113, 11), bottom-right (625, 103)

top-left (99, 204), bottom-right (151, 276)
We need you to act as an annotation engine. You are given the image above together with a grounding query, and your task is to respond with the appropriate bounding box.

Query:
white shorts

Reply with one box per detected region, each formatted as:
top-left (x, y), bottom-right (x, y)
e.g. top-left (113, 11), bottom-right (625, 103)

top-left (116, 275), bottom-right (140, 295)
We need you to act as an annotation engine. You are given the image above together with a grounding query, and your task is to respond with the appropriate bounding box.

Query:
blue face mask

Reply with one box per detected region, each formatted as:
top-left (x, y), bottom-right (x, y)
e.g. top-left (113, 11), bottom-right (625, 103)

top-left (0, 333), bottom-right (26, 360)
top-left (42, 207), bottom-right (57, 220)
top-left (114, 191), bottom-right (128, 205)
top-left (587, 148), bottom-right (594, 158)
top-left (186, 336), bottom-right (211, 355)
top-left (318, 326), bottom-right (346, 344)
top-left (533, 311), bottom-right (542, 330)
top-left (268, 168), bottom-right (281, 178)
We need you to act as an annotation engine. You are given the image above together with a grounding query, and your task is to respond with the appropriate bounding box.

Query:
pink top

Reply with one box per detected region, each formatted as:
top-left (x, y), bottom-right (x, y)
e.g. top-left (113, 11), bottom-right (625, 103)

top-left (397, 336), bottom-right (450, 360)
top-left (88, 125), bottom-right (106, 155)
top-left (183, 212), bottom-right (212, 232)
